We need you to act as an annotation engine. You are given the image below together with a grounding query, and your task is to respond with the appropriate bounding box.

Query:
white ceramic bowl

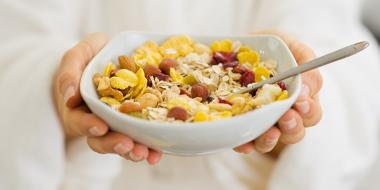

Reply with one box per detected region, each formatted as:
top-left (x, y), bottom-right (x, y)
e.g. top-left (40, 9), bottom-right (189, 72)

top-left (80, 31), bottom-right (301, 156)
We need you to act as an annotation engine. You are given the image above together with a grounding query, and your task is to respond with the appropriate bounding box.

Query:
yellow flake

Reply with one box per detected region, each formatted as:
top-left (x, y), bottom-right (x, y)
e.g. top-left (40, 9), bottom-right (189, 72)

top-left (110, 77), bottom-right (132, 90)
top-left (210, 39), bottom-right (233, 52)
top-left (238, 45), bottom-right (253, 53)
top-left (115, 69), bottom-right (138, 87)
top-left (131, 68), bottom-right (147, 98)
top-left (167, 97), bottom-right (192, 111)
top-left (159, 35), bottom-right (194, 58)
top-left (218, 111), bottom-right (232, 118)
top-left (193, 111), bottom-right (209, 122)
top-left (183, 74), bottom-right (198, 85)
top-left (277, 90), bottom-right (289, 101)
top-left (237, 50), bottom-right (260, 66)
top-left (169, 68), bottom-right (184, 83)
top-left (254, 66), bottom-right (271, 82)
top-left (103, 63), bottom-right (115, 77)
top-left (100, 97), bottom-right (120, 106)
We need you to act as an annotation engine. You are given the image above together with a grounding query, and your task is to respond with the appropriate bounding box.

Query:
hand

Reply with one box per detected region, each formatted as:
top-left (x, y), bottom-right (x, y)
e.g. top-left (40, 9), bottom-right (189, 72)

top-left (234, 30), bottom-right (323, 154)
top-left (53, 33), bottom-right (162, 165)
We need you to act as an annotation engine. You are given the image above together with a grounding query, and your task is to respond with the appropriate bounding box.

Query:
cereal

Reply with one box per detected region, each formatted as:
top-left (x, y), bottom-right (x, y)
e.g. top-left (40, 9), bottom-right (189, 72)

top-left (93, 35), bottom-right (288, 122)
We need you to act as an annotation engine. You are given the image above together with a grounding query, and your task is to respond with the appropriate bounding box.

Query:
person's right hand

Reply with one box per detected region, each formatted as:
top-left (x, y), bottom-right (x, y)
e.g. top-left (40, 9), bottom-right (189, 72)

top-left (53, 33), bottom-right (162, 165)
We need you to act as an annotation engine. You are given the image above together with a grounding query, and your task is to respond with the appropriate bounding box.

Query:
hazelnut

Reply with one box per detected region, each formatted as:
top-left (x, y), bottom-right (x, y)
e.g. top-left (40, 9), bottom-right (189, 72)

top-left (136, 93), bottom-right (159, 108)
top-left (143, 65), bottom-right (161, 77)
top-left (119, 101), bottom-right (142, 113)
top-left (191, 84), bottom-right (209, 101)
top-left (159, 58), bottom-right (177, 74)
top-left (167, 107), bottom-right (188, 121)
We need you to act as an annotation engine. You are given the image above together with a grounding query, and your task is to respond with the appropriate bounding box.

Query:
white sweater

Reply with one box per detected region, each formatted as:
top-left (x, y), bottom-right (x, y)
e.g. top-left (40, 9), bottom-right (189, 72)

top-left (0, 0), bottom-right (380, 190)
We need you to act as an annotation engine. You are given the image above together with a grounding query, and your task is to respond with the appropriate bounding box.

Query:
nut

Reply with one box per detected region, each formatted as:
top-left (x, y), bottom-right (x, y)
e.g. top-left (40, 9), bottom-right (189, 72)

top-left (118, 55), bottom-right (137, 72)
top-left (143, 65), bottom-right (161, 77)
top-left (167, 107), bottom-right (188, 121)
top-left (191, 84), bottom-right (209, 101)
top-left (119, 101), bottom-right (142, 113)
top-left (159, 58), bottom-right (177, 74)
top-left (93, 73), bottom-right (102, 86)
top-left (136, 93), bottom-right (159, 108)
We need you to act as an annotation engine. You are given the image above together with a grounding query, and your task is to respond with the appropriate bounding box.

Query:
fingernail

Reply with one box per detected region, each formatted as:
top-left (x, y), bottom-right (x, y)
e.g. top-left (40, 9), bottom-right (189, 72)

top-left (129, 152), bottom-right (143, 161)
top-left (300, 84), bottom-right (310, 98)
top-left (264, 138), bottom-right (277, 145)
top-left (114, 143), bottom-right (131, 156)
top-left (63, 85), bottom-right (75, 104)
top-left (89, 126), bottom-right (102, 136)
top-left (296, 100), bottom-right (310, 114)
top-left (280, 117), bottom-right (297, 131)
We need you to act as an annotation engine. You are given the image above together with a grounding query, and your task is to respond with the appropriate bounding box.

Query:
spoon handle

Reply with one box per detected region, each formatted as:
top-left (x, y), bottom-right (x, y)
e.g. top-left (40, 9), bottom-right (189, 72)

top-left (237, 41), bottom-right (369, 94)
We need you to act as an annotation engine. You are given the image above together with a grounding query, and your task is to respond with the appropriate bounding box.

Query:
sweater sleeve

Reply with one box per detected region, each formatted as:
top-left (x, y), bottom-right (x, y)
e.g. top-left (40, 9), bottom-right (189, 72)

top-left (253, 0), bottom-right (380, 189)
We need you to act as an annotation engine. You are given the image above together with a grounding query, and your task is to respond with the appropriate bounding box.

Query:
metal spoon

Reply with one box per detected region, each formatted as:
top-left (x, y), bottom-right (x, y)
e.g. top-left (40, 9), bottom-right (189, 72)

top-left (235, 41), bottom-right (369, 94)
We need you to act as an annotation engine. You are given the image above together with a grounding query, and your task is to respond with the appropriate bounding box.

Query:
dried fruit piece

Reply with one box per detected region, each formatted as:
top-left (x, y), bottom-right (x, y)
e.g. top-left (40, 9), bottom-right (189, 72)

top-left (237, 50), bottom-right (260, 66)
top-left (159, 58), bottom-right (177, 74)
top-left (100, 97), bottom-right (120, 106)
top-left (254, 66), bottom-right (271, 82)
top-left (277, 81), bottom-right (287, 90)
top-left (103, 63), bottom-right (115, 77)
top-left (191, 84), bottom-right (209, 101)
top-left (277, 90), bottom-right (288, 101)
top-left (136, 93), bottom-right (159, 108)
top-left (169, 68), bottom-right (183, 83)
top-left (211, 52), bottom-right (237, 65)
top-left (118, 55), bottom-right (137, 72)
top-left (218, 97), bottom-right (232, 105)
top-left (155, 73), bottom-right (170, 81)
top-left (223, 61), bottom-right (238, 69)
top-left (167, 107), bottom-right (188, 121)
top-left (119, 101), bottom-right (142, 113)
top-left (115, 69), bottom-right (138, 87)
top-left (240, 71), bottom-right (254, 86)
top-left (167, 97), bottom-right (192, 111)
top-left (193, 111), bottom-right (209, 122)
top-left (232, 64), bottom-right (248, 74)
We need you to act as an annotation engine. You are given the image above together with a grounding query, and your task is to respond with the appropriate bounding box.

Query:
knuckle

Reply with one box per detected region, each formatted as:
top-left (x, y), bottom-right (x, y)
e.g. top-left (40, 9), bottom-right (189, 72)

top-left (87, 137), bottom-right (106, 154)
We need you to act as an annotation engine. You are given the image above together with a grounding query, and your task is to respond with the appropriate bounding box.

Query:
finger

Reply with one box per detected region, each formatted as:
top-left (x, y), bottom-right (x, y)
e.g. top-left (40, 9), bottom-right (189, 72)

top-left (87, 132), bottom-right (134, 156)
top-left (294, 95), bottom-right (322, 127)
top-left (127, 143), bottom-right (149, 162)
top-left (277, 109), bottom-right (305, 144)
top-left (233, 142), bottom-right (255, 154)
top-left (147, 149), bottom-right (163, 165)
top-left (253, 127), bottom-right (281, 153)
top-left (64, 106), bottom-right (109, 137)
top-left (56, 33), bottom-right (109, 108)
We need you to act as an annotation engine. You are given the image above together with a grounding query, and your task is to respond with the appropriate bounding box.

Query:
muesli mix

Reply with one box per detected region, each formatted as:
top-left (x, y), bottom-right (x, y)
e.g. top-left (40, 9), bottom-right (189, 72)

top-left (93, 35), bottom-right (288, 123)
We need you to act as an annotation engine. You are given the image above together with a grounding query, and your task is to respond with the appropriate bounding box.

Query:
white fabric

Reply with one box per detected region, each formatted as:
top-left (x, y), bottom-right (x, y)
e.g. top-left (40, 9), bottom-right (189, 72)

top-left (0, 0), bottom-right (380, 190)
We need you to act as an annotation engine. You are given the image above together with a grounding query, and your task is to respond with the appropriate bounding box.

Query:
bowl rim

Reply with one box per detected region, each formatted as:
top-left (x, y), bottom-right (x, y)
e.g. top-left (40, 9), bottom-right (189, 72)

top-left (80, 31), bottom-right (302, 130)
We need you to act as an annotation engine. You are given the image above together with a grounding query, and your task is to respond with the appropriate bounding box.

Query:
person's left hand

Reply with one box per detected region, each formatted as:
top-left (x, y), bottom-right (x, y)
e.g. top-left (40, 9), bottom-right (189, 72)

top-left (234, 30), bottom-right (323, 154)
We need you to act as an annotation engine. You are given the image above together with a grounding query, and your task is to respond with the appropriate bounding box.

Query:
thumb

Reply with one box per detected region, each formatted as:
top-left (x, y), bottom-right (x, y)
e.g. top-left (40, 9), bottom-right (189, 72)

top-left (57, 33), bottom-right (109, 108)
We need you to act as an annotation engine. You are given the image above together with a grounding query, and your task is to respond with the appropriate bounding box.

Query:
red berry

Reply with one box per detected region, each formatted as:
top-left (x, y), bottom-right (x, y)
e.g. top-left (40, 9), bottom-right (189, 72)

top-left (277, 81), bottom-right (287, 90)
top-left (211, 52), bottom-right (237, 65)
top-left (240, 71), bottom-right (254, 86)
top-left (232, 64), bottom-right (248, 74)
top-left (223, 61), bottom-right (238, 69)
top-left (218, 97), bottom-right (232, 105)
top-left (155, 73), bottom-right (169, 81)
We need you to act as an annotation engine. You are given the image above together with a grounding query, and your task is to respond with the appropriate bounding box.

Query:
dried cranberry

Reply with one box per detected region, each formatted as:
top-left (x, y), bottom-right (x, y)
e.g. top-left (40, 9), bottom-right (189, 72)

top-left (218, 97), bottom-right (232, 105)
top-left (240, 71), bottom-right (254, 86)
top-left (277, 81), bottom-right (287, 90)
top-left (155, 73), bottom-right (169, 81)
top-left (232, 64), bottom-right (248, 74)
top-left (223, 61), bottom-right (238, 69)
top-left (211, 52), bottom-right (237, 65)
